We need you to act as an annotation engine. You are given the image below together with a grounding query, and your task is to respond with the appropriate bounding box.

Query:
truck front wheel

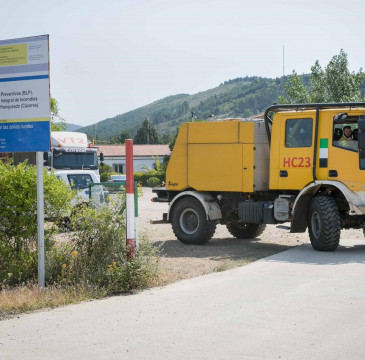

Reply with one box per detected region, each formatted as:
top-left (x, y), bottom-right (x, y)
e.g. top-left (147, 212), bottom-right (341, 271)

top-left (171, 197), bottom-right (216, 245)
top-left (308, 196), bottom-right (341, 251)
top-left (227, 222), bottom-right (266, 239)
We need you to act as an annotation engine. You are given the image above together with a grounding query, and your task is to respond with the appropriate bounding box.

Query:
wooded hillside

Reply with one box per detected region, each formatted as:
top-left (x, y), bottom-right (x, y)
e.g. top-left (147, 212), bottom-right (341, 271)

top-left (79, 75), bottom-right (309, 141)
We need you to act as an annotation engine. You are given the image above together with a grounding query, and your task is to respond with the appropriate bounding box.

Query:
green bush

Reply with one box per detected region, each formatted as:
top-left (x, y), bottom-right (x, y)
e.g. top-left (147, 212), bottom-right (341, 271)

top-left (134, 172), bottom-right (165, 186)
top-left (1, 162), bottom-right (160, 294)
top-left (0, 162), bottom-right (74, 287)
top-left (146, 177), bottom-right (161, 187)
top-left (99, 164), bottom-right (113, 182)
top-left (46, 195), bottom-right (160, 293)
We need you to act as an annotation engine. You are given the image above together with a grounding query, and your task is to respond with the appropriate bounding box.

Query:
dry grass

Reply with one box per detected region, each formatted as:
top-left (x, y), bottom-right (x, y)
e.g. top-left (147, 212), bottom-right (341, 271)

top-left (0, 284), bottom-right (106, 320)
top-left (214, 259), bottom-right (254, 272)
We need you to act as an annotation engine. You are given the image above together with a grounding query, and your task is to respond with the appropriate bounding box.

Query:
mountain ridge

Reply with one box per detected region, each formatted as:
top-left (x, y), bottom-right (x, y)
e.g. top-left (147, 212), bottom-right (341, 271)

top-left (79, 75), bottom-right (298, 141)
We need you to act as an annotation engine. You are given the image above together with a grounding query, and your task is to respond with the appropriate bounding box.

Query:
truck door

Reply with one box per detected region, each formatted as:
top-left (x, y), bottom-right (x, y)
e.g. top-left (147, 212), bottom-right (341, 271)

top-left (325, 112), bottom-right (365, 190)
top-left (277, 116), bottom-right (314, 190)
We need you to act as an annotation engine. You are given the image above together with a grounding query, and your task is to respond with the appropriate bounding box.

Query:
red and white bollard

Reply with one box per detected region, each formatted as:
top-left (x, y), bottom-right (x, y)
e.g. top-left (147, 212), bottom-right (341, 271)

top-left (125, 139), bottom-right (135, 258)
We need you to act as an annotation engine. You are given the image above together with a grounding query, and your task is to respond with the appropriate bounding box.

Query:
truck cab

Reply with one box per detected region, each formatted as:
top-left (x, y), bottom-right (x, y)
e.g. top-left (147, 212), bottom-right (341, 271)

top-left (44, 131), bottom-right (103, 181)
top-left (269, 108), bottom-right (365, 192)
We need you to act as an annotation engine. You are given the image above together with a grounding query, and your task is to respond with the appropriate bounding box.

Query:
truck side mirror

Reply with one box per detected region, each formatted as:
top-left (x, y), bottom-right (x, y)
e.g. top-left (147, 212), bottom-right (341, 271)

top-left (99, 152), bottom-right (104, 167)
top-left (43, 151), bottom-right (49, 166)
top-left (358, 118), bottom-right (365, 149)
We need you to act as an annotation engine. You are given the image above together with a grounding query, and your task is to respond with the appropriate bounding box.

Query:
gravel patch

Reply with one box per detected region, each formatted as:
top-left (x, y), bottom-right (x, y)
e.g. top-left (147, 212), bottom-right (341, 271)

top-left (140, 187), bottom-right (364, 283)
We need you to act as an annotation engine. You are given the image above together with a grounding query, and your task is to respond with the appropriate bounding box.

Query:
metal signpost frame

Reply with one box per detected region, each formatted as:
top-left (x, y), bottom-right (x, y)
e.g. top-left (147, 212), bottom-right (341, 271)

top-left (0, 35), bottom-right (51, 288)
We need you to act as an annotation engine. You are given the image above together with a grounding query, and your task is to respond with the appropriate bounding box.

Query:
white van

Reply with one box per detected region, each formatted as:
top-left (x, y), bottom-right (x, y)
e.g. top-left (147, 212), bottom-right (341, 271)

top-left (55, 169), bottom-right (106, 204)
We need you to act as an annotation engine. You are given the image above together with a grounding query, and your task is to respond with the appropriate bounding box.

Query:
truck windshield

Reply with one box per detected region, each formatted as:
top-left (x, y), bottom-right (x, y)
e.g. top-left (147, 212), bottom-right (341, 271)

top-left (67, 174), bottom-right (94, 190)
top-left (52, 149), bottom-right (98, 170)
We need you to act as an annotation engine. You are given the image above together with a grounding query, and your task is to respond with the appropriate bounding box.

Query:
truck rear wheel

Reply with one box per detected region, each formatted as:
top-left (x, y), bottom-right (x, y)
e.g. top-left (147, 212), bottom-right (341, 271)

top-left (227, 222), bottom-right (266, 239)
top-left (308, 196), bottom-right (341, 251)
top-left (171, 197), bottom-right (216, 245)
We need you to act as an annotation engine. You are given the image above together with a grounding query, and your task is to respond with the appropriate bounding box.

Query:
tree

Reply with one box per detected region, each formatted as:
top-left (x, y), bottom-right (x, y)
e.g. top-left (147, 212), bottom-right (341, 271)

top-left (169, 126), bottom-right (180, 151)
top-left (160, 133), bottom-right (173, 144)
top-left (119, 130), bottom-right (131, 144)
top-left (133, 118), bottom-right (160, 144)
top-left (99, 163), bottom-right (113, 182)
top-left (50, 97), bottom-right (67, 131)
top-left (279, 49), bottom-right (365, 104)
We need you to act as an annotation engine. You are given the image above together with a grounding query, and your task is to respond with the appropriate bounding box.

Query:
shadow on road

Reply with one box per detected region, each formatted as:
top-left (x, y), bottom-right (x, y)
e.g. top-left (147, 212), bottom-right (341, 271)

top-left (153, 236), bottom-right (293, 262)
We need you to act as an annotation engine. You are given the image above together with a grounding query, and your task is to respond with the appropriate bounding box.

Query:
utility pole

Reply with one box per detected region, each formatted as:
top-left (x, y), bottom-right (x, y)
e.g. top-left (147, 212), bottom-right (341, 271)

top-left (146, 117), bottom-right (150, 144)
top-left (283, 45), bottom-right (285, 77)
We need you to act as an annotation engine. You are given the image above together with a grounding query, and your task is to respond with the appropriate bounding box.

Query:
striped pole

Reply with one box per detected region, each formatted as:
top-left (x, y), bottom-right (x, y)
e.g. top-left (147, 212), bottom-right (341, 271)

top-left (134, 181), bottom-right (139, 250)
top-left (125, 139), bottom-right (135, 258)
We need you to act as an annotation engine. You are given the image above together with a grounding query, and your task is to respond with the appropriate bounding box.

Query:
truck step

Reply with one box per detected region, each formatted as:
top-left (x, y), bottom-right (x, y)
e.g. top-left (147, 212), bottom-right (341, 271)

top-left (150, 219), bottom-right (168, 224)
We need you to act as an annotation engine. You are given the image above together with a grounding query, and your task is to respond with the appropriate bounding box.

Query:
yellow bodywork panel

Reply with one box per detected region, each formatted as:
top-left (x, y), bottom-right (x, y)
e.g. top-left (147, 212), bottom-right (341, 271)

top-left (329, 146), bottom-right (361, 190)
top-left (270, 111), bottom-right (316, 190)
top-left (188, 144), bottom-right (243, 191)
top-left (239, 122), bottom-right (254, 143)
top-left (188, 121), bottom-right (240, 143)
top-left (167, 120), bottom-right (256, 192)
top-left (166, 123), bottom-right (188, 190)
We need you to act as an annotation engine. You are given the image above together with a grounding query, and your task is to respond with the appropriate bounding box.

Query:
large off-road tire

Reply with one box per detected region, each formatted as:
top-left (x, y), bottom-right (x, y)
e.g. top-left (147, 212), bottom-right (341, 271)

top-left (227, 222), bottom-right (266, 239)
top-left (171, 197), bottom-right (216, 245)
top-left (307, 196), bottom-right (341, 251)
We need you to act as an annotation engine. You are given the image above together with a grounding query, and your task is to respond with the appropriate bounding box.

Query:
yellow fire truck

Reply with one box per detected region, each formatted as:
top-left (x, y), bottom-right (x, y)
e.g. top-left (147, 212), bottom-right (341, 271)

top-left (153, 103), bottom-right (365, 251)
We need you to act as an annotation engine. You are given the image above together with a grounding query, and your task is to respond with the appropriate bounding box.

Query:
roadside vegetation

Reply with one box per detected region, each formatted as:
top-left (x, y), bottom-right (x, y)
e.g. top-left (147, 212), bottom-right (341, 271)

top-left (0, 161), bottom-right (160, 319)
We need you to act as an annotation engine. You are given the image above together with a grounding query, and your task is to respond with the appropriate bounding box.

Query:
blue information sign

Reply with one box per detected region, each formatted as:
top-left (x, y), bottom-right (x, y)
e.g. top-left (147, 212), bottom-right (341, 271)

top-left (0, 35), bottom-right (50, 152)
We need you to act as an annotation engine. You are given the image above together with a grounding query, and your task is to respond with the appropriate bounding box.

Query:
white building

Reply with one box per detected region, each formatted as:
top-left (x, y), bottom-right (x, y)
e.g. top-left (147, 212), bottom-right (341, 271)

top-left (96, 144), bottom-right (171, 173)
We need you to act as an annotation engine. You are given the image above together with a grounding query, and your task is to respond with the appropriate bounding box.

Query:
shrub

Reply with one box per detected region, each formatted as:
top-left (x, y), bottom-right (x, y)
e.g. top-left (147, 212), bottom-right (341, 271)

top-left (0, 162), bottom-right (74, 287)
top-left (1, 163), bottom-right (160, 298)
top-left (146, 177), bottom-right (161, 187)
top-left (134, 172), bottom-right (165, 186)
top-left (46, 195), bottom-right (159, 293)
top-left (99, 164), bottom-right (113, 182)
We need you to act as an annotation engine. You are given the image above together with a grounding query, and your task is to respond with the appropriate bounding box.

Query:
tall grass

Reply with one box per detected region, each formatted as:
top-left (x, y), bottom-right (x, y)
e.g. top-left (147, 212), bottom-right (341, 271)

top-left (0, 284), bottom-right (105, 319)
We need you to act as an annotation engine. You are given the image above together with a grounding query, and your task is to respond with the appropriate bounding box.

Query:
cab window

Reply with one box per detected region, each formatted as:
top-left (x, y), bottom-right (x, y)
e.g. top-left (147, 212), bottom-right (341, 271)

top-left (332, 113), bottom-right (359, 152)
top-left (285, 118), bottom-right (313, 148)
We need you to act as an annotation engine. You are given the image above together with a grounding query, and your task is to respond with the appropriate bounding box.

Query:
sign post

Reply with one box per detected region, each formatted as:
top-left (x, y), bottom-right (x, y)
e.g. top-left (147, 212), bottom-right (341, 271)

top-left (36, 152), bottom-right (45, 287)
top-left (0, 35), bottom-right (50, 288)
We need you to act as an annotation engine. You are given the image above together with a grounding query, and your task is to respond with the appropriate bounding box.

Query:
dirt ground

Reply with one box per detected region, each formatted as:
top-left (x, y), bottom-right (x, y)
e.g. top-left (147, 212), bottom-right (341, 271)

top-left (139, 187), bottom-right (365, 284)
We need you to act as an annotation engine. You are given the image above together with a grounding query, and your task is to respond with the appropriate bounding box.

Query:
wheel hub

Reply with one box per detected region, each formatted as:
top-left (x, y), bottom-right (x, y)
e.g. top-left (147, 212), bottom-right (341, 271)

top-left (179, 208), bottom-right (199, 234)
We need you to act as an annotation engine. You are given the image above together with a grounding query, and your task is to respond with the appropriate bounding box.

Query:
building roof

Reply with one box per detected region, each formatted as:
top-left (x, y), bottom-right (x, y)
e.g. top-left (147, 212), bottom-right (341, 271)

top-left (96, 144), bottom-right (171, 157)
top-left (249, 112), bottom-right (265, 120)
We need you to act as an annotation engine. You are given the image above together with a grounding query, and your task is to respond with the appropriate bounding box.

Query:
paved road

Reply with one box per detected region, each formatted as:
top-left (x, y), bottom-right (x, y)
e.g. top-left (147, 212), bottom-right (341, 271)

top-left (1, 241), bottom-right (365, 360)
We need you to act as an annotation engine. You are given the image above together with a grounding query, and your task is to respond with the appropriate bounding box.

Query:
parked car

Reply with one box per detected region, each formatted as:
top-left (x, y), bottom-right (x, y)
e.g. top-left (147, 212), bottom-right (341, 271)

top-left (109, 174), bottom-right (126, 183)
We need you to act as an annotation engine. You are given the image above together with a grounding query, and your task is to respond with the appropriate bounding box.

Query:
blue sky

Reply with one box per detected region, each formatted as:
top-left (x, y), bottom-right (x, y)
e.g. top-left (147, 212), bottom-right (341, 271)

top-left (2, 0), bottom-right (364, 126)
